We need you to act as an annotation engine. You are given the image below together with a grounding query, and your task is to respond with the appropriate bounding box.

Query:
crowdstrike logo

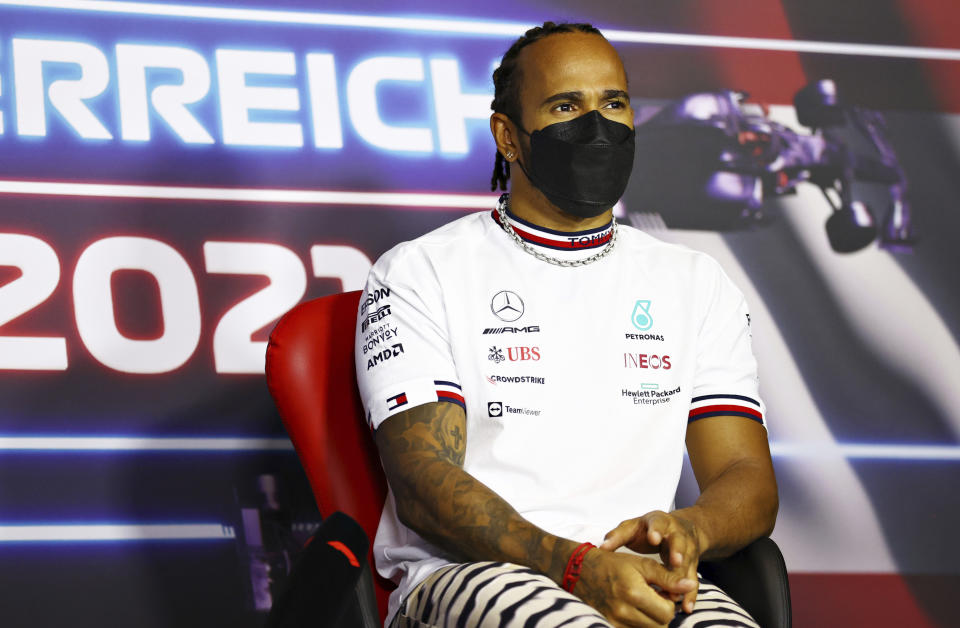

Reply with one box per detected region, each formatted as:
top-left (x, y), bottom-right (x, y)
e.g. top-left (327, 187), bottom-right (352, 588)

top-left (486, 374), bottom-right (546, 385)
top-left (491, 290), bottom-right (524, 322)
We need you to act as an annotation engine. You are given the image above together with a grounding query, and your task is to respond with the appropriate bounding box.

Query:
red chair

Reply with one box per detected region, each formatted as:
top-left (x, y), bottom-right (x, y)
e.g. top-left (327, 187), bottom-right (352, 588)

top-left (266, 291), bottom-right (791, 627)
top-left (265, 290), bottom-right (393, 622)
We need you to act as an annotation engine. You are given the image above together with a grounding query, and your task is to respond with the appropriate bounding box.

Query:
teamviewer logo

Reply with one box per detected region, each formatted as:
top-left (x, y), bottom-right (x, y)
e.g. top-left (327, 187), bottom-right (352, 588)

top-left (487, 402), bottom-right (503, 418)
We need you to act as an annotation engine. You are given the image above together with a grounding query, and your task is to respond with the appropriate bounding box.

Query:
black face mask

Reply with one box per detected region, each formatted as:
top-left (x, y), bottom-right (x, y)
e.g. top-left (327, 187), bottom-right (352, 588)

top-left (513, 110), bottom-right (635, 218)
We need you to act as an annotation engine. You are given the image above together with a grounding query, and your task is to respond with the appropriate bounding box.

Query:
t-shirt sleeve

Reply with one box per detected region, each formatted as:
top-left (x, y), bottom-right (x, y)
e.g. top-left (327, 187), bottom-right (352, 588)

top-left (688, 260), bottom-right (765, 426)
top-left (354, 246), bottom-right (464, 431)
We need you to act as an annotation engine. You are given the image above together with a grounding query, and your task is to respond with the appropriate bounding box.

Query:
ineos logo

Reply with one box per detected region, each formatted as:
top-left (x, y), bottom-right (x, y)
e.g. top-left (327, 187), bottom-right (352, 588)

top-left (491, 290), bottom-right (524, 322)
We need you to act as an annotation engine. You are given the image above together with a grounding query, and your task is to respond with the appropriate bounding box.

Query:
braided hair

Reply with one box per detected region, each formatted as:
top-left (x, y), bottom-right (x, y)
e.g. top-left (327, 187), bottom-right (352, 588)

top-left (490, 21), bottom-right (602, 191)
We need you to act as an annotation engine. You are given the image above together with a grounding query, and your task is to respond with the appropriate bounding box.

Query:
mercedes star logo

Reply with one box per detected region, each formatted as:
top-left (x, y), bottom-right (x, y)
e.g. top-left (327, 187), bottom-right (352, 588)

top-left (491, 290), bottom-right (524, 322)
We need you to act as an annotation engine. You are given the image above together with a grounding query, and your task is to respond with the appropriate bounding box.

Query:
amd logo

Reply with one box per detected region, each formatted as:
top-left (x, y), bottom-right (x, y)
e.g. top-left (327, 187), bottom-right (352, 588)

top-left (483, 325), bottom-right (540, 335)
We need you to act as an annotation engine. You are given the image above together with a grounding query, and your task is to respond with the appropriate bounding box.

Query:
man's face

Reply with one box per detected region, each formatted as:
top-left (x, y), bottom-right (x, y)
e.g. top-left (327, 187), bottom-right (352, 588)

top-left (515, 32), bottom-right (633, 135)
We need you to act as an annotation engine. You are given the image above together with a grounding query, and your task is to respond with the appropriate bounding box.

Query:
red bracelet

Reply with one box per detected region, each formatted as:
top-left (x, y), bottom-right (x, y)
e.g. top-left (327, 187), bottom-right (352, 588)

top-left (561, 542), bottom-right (595, 593)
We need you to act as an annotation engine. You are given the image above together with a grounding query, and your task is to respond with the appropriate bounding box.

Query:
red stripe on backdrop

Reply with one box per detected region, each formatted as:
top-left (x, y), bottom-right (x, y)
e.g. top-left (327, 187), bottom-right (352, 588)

top-left (894, 0), bottom-right (960, 113)
top-left (614, 1), bottom-right (960, 111)
top-left (789, 573), bottom-right (955, 627)
top-left (778, 1), bottom-right (953, 112)
top-left (690, 1), bottom-right (807, 106)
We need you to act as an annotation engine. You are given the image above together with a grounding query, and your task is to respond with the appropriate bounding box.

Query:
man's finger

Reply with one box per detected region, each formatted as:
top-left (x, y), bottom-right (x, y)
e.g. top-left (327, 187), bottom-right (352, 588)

top-left (633, 556), bottom-right (697, 595)
top-left (601, 518), bottom-right (643, 551)
top-left (660, 527), bottom-right (690, 569)
top-left (644, 512), bottom-right (671, 547)
top-left (618, 575), bottom-right (677, 626)
top-left (682, 564), bottom-right (699, 614)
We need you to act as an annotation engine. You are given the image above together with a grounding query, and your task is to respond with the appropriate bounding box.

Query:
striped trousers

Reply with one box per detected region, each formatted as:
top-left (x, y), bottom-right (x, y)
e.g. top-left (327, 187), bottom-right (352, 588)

top-left (390, 561), bottom-right (760, 628)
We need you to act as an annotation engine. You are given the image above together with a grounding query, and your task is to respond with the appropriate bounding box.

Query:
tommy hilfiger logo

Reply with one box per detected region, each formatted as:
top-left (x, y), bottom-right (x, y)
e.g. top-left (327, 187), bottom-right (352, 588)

top-left (386, 392), bottom-right (408, 411)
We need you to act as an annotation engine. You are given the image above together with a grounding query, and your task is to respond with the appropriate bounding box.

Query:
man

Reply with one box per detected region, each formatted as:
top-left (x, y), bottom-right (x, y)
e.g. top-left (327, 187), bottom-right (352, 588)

top-left (355, 22), bottom-right (778, 628)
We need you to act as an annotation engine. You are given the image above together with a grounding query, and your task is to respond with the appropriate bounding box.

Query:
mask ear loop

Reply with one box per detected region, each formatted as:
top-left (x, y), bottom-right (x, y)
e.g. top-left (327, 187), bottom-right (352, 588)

top-left (505, 116), bottom-right (538, 187)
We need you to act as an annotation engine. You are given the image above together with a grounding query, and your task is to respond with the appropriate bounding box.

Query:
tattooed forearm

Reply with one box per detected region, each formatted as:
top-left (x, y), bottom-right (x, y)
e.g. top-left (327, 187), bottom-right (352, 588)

top-left (375, 402), bottom-right (577, 583)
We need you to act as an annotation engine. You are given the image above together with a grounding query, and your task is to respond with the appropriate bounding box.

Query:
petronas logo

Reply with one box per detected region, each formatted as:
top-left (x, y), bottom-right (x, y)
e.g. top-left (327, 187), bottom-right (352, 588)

top-left (631, 300), bottom-right (653, 331)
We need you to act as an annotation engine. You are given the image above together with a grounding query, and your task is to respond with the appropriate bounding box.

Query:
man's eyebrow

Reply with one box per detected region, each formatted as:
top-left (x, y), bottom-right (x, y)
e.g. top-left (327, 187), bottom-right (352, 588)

top-left (540, 89), bottom-right (630, 107)
top-left (541, 91), bottom-right (584, 106)
top-left (604, 89), bottom-right (630, 100)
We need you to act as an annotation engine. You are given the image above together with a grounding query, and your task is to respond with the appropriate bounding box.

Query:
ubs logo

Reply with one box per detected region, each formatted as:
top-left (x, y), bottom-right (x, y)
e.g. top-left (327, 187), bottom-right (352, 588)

top-left (491, 290), bottom-right (524, 322)
top-left (489, 346), bottom-right (541, 362)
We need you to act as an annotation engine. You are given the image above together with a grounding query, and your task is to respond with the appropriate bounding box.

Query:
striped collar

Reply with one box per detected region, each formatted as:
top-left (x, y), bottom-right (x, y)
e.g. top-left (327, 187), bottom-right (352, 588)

top-left (490, 207), bottom-right (614, 252)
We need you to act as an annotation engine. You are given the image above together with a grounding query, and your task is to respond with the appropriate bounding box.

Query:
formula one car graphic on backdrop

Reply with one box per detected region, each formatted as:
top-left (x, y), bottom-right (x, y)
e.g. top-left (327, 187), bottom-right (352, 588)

top-left (630, 80), bottom-right (914, 253)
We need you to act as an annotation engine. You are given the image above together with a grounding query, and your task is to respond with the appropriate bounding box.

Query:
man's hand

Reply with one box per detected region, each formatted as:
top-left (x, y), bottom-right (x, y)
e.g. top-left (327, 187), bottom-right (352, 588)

top-left (599, 511), bottom-right (706, 615)
top-left (574, 549), bottom-right (697, 627)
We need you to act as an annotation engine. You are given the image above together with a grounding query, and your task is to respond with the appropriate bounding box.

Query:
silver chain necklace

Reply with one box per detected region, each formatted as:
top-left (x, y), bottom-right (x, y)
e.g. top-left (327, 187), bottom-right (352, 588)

top-left (496, 194), bottom-right (618, 267)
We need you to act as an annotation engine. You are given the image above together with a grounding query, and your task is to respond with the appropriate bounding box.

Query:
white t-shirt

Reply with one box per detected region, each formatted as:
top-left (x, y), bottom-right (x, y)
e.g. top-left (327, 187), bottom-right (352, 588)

top-left (354, 201), bottom-right (764, 622)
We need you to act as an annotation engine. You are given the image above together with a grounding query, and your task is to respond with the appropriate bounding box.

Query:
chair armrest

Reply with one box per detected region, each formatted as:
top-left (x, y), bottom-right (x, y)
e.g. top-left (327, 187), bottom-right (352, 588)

top-left (265, 512), bottom-right (376, 628)
top-left (698, 536), bottom-right (792, 628)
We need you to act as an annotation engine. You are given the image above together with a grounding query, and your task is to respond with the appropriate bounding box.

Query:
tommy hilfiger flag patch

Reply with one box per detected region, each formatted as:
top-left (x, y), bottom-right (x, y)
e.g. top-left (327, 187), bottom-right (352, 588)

top-left (386, 392), bottom-right (408, 411)
top-left (434, 380), bottom-right (465, 409)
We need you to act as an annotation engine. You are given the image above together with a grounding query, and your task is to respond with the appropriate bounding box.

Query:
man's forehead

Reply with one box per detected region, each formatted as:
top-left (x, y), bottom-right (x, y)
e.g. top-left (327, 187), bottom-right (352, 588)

top-left (517, 32), bottom-right (627, 94)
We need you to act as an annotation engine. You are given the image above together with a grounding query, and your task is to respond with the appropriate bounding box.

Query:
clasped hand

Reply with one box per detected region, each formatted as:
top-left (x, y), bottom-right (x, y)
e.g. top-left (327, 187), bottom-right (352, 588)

top-left (573, 510), bottom-right (705, 627)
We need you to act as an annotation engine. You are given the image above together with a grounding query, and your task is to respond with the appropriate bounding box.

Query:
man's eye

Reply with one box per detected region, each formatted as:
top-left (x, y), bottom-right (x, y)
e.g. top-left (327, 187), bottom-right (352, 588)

top-left (556, 103), bottom-right (575, 112)
top-left (605, 100), bottom-right (626, 109)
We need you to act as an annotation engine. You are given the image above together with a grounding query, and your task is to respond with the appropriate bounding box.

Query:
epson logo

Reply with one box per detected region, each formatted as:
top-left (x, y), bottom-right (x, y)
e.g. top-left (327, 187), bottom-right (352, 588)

top-left (360, 287), bottom-right (391, 313)
top-left (483, 326), bottom-right (540, 335)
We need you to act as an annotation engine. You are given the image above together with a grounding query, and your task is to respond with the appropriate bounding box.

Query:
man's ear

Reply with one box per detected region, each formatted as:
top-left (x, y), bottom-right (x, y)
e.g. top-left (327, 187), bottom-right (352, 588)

top-left (490, 113), bottom-right (519, 163)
